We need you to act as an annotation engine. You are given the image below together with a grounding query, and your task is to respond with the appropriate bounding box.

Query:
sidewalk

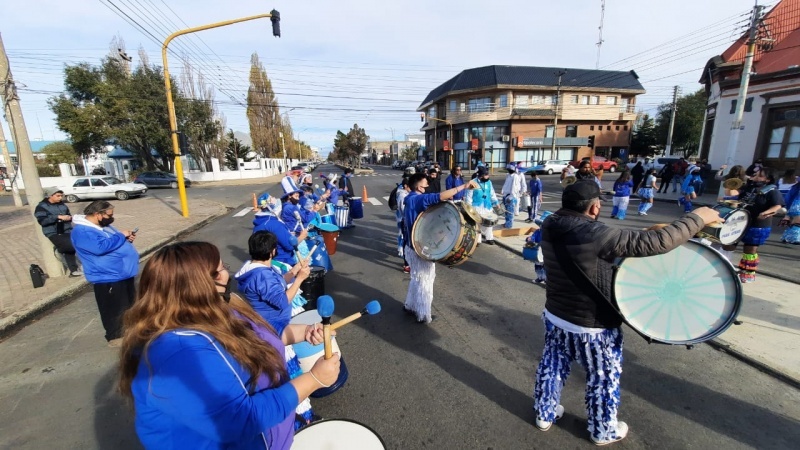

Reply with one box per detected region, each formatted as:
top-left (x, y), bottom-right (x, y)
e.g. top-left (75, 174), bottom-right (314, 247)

top-left (0, 195), bottom-right (229, 336)
top-left (493, 213), bottom-right (800, 388)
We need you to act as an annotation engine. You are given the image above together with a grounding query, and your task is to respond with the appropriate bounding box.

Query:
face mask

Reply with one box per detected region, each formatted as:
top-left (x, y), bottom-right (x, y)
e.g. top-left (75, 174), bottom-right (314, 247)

top-left (99, 217), bottom-right (114, 227)
top-left (289, 196), bottom-right (300, 205)
top-left (216, 278), bottom-right (233, 303)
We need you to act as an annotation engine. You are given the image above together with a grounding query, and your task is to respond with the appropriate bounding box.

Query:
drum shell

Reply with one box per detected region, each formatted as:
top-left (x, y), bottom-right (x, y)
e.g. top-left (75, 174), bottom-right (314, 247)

top-left (335, 206), bottom-right (349, 228)
top-left (293, 419), bottom-right (387, 450)
top-left (300, 266), bottom-right (326, 310)
top-left (321, 230), bottom-right (339, 255)
top-left (320, 213), bottom-right (335, 226)
top-left (307, 236), bottom-right (333, 272)
top-left (480, 212), bottom-right (498, 226)
top-left (348, 198), bottom-right (364, 219)
top-left (696, 204), bottom-right (750, 245)
top-left (411, 202), bottom-right (479, 267)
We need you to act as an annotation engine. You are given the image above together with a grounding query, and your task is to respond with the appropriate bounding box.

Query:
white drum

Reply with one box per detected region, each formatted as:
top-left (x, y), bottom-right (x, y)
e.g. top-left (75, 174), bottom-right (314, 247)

top-left (293, 419), bottom-right (386, 449)
top-left (290, 310), bottom-right (342, 374)
top-left (695, 204), bottom-right (750, 245)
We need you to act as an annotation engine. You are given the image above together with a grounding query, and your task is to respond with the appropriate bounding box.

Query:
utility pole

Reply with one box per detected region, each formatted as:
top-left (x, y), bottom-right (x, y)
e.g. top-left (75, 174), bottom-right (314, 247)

top-left (0, 121), bottom-right (24, 206)
top-left (664, 85), bottom-right (679, 156)
top-left (596, 0), bottom-right (606, 69)
top-left (550, 70), bottom-right (567, 160)
top-left (723, 3), bottom-right (765, 169)
top-left (0, 33), bottom-right (64, 277)
top-left (279, 131), bottom-right (287, 171)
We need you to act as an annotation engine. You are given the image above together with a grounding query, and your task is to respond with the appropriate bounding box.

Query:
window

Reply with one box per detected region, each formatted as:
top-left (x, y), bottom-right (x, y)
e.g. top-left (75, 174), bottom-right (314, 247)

top-left (499, 94), bottom-right (508, 108)
top-left (428, 106), bottom-right (436, 118)
top-left (615, 126), bottom-right (620, 131)
top-left (607, 126), bottom-right (611, 131)
top-left (606, 96), bottom-right (617, 105)
top-left (590, 125), bottom-right (595, 131)
top-left (590, 96), bottom-right (600, 105)
top-left (531, 95), bottom-right (544, 105)
top-left (570, 95), bottom-right (579, 104)
top-left (515, 95), bottom-right (529, 107)
top-left (545, 126), bottom-right (554, 138)
top-left (73, 179), bottom-right (90, 187)
top-left (468, 97), bottom-right (492, 113)
top-left (565, 125), bottom-right (577, 138)
top-left (767, 127), bottom-right (785, 158)
top-left (449, 100), bottom-right (457, 112)
top-left (460, 102), bottom-right (466, 112)
top-left (580, 95), bottom-right (589, 105)
top-left (624, 125), bottom-right (628, 131)
top-left (730, 97), bottom-right (754, 114)
top-left (91, 178), bottom-right (107, 187)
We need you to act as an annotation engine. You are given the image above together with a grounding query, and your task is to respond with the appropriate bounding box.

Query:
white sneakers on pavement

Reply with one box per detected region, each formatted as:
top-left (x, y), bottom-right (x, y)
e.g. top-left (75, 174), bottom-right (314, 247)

top-left (591, 421), bottom-right (629, 446)
top-left (534, 404), bottom-right (564, 431)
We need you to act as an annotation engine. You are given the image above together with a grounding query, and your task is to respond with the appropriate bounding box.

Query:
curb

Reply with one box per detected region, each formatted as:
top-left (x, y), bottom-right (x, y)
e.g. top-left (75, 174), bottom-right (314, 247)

top-left (0, 209), bottom-right (228, 339)
top-left (491, 237), bottom-right (800, 390)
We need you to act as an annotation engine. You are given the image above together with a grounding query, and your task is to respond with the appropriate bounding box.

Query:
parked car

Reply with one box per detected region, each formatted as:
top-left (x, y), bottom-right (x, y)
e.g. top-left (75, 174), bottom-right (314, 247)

top-left (529, 159), bottom-right (571, 175)
top-left (59, 176), bottom-right (147, 202)
top-left (570, 156), bottom-right (618, 172)
top-left (133, 171), bottom-right (192, 189)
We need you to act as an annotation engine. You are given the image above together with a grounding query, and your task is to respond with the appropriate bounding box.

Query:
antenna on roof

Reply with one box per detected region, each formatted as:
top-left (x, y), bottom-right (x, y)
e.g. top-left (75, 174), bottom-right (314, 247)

top-left (596, 0), bottom-right (606, 69)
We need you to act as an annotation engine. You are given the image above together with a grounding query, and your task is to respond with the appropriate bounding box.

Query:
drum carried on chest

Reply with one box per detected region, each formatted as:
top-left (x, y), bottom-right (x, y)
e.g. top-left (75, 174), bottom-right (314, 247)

top-left (695, 204), bottom-right (750, 245)
top-left (479, 211), bottom-right (499, 226)
top-left (293, 419), bottom-right (386, 449)
top-left (612, 240), bottom-right (741, 346)
top-left (411, 201), bottom-right (479, 266)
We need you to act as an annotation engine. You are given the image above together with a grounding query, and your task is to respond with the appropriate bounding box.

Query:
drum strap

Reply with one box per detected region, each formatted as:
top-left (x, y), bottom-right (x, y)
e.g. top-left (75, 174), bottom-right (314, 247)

top-left (552, 243), bottom-right (652, 343)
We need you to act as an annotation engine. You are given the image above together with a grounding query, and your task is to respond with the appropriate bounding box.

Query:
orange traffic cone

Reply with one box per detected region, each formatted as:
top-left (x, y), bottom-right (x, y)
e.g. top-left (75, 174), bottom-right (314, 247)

top-left (362, 185), bottom-right (368, 202)
top-left (252, 193), bottom-right (258, 211)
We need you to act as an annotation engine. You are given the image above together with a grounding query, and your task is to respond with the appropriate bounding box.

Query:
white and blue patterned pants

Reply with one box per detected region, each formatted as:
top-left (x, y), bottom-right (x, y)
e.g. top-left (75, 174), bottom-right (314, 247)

top-left (533, 314), bottom-right (624, 442)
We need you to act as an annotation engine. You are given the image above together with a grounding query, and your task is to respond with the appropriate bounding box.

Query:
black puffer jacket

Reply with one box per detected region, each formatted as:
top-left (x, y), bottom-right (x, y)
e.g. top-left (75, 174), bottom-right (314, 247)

top-left (34, 199), bottom-right (73, 237)
top-left (541, 209), bottom-right (704, 329)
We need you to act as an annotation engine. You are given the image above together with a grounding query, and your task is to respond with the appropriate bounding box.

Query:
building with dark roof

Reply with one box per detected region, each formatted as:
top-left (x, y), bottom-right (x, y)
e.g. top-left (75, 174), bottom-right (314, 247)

top-left (417, 65), bottom-right (645, 169)
top-left (699, 0), bottom-right (800, 173)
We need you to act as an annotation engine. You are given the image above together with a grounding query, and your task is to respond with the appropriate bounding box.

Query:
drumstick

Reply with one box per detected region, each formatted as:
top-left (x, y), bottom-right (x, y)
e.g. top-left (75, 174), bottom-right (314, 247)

top-left (317, 295), bottom-right (335, 359)
top-left (331, 300), bottom-right (381, 331)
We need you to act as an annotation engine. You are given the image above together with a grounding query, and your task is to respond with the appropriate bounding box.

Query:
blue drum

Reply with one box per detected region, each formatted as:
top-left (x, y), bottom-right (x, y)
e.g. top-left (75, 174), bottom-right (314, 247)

top-left (307, 235), bottom-right (333, 272)
top-left (348, 198), bottom-right (364, 219)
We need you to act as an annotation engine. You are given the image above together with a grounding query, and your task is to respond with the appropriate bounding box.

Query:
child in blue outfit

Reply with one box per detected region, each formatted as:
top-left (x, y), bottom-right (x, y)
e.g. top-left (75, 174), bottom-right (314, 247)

top-left (679, 167), bottom-right (702, 213)
top-left (524, 211), bottom-right (552, 284)
top-left (611, 172), bottom-right (634, 220)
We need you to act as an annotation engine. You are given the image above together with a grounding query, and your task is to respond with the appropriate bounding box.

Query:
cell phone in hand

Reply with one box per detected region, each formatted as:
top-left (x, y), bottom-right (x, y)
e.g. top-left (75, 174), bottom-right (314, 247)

top-left (132, 227), bottom-right (139, 234)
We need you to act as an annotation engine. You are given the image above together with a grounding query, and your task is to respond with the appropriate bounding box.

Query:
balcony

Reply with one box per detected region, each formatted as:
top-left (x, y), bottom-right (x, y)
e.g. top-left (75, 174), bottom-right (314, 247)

top-left (559, 103), bottom-right (637, 121)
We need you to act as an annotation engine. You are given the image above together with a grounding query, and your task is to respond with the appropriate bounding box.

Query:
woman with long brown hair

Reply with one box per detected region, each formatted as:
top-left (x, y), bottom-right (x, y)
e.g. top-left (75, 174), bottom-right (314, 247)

top-left (118, 241), bottom-right (339, 449)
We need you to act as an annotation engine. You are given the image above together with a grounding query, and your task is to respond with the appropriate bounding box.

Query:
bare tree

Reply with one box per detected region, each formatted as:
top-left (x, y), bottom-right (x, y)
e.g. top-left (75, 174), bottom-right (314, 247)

top-left (247, 53), bottom-right (282, 158)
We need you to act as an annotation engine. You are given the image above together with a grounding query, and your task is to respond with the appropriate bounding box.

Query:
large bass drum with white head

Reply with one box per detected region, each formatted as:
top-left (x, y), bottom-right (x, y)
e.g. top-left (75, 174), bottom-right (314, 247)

top-left (411, 201), bottom-right (479, 266)
top-left (612, 240), bottom-right (742, 346)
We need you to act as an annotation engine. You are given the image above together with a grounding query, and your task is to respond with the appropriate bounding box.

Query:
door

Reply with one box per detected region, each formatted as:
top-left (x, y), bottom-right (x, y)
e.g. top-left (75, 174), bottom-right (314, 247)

top-left (90, 177), bottom-right (109, 199)
top-left (72, 178), bottom-right (92, 198)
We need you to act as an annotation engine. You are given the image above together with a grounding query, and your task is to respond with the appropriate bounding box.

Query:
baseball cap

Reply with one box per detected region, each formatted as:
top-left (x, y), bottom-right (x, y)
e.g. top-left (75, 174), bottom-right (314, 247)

top-left (563, 181), bottom-right (601, 202)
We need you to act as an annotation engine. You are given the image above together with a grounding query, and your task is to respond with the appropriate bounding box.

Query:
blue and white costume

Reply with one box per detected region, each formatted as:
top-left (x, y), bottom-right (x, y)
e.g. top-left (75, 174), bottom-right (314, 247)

top-left (465, 175), bottom-right (498, 243)
top-left (781, 183), bottom-right (800, 244)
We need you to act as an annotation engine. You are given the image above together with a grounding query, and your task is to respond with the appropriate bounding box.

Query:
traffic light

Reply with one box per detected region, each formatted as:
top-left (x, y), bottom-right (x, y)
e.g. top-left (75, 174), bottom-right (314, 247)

top-left (177, 131), bottom-right (190, 156)
top-left (587, 135), bottom-right (595, 148)
top-left (270, 10), bottom-right (281, 37)
top-left (420, 113), bottom-right (425, 122)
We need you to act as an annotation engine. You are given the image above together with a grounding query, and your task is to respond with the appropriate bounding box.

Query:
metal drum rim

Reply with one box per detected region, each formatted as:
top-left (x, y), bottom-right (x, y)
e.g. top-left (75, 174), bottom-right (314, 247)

top-left (293, 417), bottom-right (387, 449)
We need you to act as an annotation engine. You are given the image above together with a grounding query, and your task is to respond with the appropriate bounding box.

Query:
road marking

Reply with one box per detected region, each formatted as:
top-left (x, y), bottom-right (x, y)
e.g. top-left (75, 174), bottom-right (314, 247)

top-left (382, 196), bottom-right (390, 201)
top-left (368, 197), bottom-right (382, 205)
top-left (233, 208), bottom-right (251, 217)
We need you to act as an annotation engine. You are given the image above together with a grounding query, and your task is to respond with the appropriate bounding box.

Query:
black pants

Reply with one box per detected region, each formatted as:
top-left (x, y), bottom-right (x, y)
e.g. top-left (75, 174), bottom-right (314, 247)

top-left (93, 277), bottom-right (136, 341)
top-left (48, 234), bottom-right (79, 272)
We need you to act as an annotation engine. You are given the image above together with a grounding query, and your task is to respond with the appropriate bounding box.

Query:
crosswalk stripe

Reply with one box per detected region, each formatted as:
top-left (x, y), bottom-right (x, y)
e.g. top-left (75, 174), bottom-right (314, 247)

top-left (382, 196), bottom-right (390, 201)
top-left (368, 197), bottom-right (382, 205)
top-left (233, 208), bottom-right (251, 217)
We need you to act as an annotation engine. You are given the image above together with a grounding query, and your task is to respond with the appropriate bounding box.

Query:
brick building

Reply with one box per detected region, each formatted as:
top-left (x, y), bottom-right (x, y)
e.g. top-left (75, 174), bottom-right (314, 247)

top-left (417, 65), bottom-right (645, 170)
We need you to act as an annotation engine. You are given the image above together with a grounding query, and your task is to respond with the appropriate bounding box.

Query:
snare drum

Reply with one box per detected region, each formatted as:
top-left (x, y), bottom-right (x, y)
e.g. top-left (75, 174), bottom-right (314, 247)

top-left (335, 205), bottom-right (350, 228)
top-left (411, 201), bottom-right (479, 266)
top-left (290, 310), bottom-right (349, 397)
top-left (696, 204), bottom-right (750, 245)
top-left (479, 211), bottom-right (499, 226)
top-left (293, 419), bottom-right (386, 449)
top-left (612, 240), bottom-right (742, 345)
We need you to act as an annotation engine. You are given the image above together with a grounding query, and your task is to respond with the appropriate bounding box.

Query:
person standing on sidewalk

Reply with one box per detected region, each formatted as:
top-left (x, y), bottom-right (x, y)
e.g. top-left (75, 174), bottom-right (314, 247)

top-left (338, 168), bottom-right (356, 228)
top-left (501, 164), bottom-right (522, 227)
top-left (71, 200), bottom-right (139, 347)
top-left (532, 180), bottom-right (720, 445)
top-left (34, 188), bottom-right (82, 277)
top-left (657, 163), bottom-right (674, 194)
top-left (403, 173), bottom-right (478, 323)
top-left (525, 171), bottom-right (543, 223)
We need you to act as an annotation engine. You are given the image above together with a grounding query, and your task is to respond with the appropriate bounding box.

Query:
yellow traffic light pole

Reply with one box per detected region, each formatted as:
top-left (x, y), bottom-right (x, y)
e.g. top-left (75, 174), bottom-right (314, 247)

top-left (162, 11), bottom-right (280, 217)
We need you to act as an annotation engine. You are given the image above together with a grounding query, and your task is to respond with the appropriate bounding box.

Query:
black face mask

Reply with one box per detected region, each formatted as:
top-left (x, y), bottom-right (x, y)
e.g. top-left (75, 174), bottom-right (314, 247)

top-left (99, 217), bottom-right (115, 227)
top-left (748, 180), bottom-right (766, 188)
top-left (216, 278), bottom-right (233, 302)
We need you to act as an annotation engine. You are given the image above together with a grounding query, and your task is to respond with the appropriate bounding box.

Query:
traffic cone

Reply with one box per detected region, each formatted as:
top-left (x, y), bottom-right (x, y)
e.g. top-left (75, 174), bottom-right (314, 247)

top-left (362, 185), bottom-right (368, 202)
top-left (252, 193), bottom-right (258, 211)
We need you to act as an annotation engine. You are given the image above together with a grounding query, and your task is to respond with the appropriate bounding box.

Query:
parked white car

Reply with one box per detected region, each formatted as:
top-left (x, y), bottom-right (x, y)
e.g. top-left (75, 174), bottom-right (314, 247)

top-left (529, 160), bottom-right (571, 175)
top-left (58, 176), bottom-right (148, 202)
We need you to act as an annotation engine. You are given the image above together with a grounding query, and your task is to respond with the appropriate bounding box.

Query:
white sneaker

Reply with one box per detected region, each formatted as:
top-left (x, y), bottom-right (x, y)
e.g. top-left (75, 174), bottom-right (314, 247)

top-left (535, 404), bottom-right (564, 431)
top-left (591, 421), bottom-right (629, 446)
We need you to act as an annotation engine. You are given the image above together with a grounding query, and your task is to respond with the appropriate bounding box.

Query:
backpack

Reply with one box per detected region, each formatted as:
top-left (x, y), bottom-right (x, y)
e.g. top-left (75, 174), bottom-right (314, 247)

top-left (388, 185), bottom-right (399, 211)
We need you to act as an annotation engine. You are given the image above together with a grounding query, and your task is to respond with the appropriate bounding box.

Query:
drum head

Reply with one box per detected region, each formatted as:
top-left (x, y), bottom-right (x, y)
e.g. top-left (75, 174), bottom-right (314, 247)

top-left (613, 240), bottom-right (742, 345)
top-left (411, 202), bottom-right (463, 261)
top-left (712, 206), bottom-right (750, 245)
top-left (293, 419), bottom-right (386, 449)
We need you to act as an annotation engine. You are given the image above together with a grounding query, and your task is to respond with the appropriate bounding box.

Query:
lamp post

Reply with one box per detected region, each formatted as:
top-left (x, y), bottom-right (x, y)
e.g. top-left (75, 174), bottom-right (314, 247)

top-left (161, 10), bottom-right (280, 217)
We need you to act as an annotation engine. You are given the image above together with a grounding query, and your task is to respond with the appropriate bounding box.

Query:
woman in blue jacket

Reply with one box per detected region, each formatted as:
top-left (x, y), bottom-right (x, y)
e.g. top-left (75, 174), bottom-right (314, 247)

top-left (71, 200), bottom-right (139, 346)
top-left (119, 241), bottom-right (340, 450)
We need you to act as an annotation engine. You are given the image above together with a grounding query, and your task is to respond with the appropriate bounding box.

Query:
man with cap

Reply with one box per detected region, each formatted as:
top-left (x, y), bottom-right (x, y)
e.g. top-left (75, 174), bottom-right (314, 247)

top-left (465, 166), bottom-right (499, 244)
top-left (531, 180), bottom-right (720, 445)
top-left (338, 168), bottom-right (357, 228)
top-left (34, 188), bottom-right (82, 276)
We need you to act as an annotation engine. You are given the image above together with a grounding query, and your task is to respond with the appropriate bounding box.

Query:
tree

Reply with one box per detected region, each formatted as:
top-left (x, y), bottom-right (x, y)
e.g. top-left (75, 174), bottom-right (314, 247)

top-left (630, 115), bottom-right (657, 156)
top-left (246, 53), bottom-right (282, 158)
top-left (654, 88), bottom-right (706, 157)
top-left (179, 61), bottom-right (224, 171)
top-left (401, 142), bottom-right (419, 161)
top-left (224, 130), bottom-right (253, 170)
top-left (41, 142), bottom-right (79, 165)
top-left (330, 124), bottom-right (369, 167)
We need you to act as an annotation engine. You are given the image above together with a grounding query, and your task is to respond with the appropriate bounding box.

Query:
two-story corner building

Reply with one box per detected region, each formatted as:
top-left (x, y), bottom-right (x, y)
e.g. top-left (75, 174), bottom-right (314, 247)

top-left (699, 0), bottom-right (800, 174)
top-left (417, 65), bottom-right (645, 170)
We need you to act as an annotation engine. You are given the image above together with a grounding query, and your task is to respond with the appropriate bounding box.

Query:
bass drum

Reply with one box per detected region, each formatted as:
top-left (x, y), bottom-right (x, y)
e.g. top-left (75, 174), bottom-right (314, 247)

top-left (411, 201), bottom-right (478, 267)
top-left (293, 419), bottom-right (386, 449)
top-left (612, 240), bottom-right (742, 345)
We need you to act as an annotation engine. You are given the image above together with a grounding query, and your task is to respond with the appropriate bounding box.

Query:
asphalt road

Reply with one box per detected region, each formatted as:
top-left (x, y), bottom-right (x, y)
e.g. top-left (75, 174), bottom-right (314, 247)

top-left (1, 164), bottom-right (799, 449)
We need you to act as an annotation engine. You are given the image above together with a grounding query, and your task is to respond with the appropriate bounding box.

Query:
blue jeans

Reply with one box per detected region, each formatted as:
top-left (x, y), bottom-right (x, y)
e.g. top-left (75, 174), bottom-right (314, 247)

top-left (504, 198), bottom-right (517, 229)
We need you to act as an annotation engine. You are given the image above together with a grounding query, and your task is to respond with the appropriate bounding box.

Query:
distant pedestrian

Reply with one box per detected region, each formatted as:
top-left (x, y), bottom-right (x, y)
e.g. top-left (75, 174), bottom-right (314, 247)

top-left (637, 169), bottom-right (659, 215)
top-left (445, 166), bottom-right (466, 201)
top-left (611, 171), bottom-right (634, 220)
top-left (657, 163), bottom-right (674, 193)
top-left (34, 188), bottom-right (82, 277)
top-left (501, 164), bottom-right (522, 228)
top-left (526, 171), bottom-right (543, 223)
top-left (630, 162), bottom-right (644, 193)
top-left (526, 211), bottom-right (552, 284)
top-left (71, 200), bottom-right (139, 347)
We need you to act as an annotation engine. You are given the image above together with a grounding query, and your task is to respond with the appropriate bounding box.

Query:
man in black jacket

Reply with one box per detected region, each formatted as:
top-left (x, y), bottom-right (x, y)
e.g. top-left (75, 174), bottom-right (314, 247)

top-left (338, 168), bottom-right (356, 227)
top-left (34, 188), bottom-right (82, 276)
top-left (531, 181), bottom-right (719, 445)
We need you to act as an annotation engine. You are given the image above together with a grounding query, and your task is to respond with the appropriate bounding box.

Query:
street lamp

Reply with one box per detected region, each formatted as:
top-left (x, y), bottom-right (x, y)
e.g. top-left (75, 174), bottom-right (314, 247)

top-left (162, 10), bottom-right (280, 217)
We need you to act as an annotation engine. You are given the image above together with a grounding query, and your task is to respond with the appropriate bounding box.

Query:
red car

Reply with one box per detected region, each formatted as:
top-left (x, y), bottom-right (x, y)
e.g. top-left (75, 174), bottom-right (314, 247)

top-left (570, 156), bottom-right (618, 173)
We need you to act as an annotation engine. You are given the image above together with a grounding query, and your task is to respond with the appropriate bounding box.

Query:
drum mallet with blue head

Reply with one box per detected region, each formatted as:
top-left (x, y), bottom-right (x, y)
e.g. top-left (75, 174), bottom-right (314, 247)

top-left (317, 295), bottom-right (335, 359)
top-left (331, 300), bottom-right (382, 331)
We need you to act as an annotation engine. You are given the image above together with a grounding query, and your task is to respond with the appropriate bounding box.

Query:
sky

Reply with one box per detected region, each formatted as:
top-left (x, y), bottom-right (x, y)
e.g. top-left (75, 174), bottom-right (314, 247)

top-left (2, 0), bottom-right (766, 157)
